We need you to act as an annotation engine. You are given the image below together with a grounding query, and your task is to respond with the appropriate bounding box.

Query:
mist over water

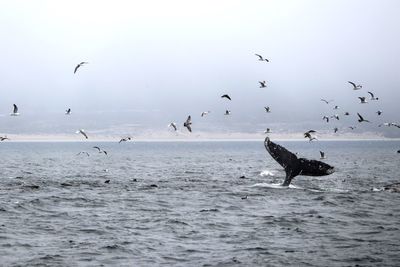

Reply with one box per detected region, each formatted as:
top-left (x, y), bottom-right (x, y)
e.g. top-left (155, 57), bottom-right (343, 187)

top-left (1, 141), bottom-right (399, 266)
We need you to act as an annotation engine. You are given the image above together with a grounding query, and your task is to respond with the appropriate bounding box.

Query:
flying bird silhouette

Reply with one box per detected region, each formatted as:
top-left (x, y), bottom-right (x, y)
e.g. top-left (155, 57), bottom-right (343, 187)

top-left (76, 129), bottom-right (88, 139)
top-left (10, 104), bottom-right (19, 116)
top-left (183, 116), bottom-right (192, 132)
top-left (255, 54), bottom-right (269, 62)
top-left (259, 81), bottom-right (267, 88)
top-left (368, 91), bottom-right (379, 100)
top-left (74, 62), bottom-right (88, 74)
top-left (348, 81), bottom-right (362, 90)
top-left (168, 122), bottom-right (177, 131)
top-left (357, 113), bottom-right (370, 123)
top-left (65, 108), bottom-right (71, 115)
top-left (221, 94), bottom-right (231, 101)
top-left (321, 99), bottom-right (333, 104)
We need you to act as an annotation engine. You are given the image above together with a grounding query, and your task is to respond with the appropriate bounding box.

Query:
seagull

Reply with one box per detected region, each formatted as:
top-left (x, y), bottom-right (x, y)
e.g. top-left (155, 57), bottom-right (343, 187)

top-left (224, 110), bottom-right (231, 115)
top-left (378, 122), bottom-right (400, 128)
top-left (358, 97), bottom-right (368, 104)
top-left (74, 62), bottom-right (88, 74)
top-left (0, 136), bottom-right (9, 141)
top-left (376, 110), bottom-right (382, 116)
top-left (10, 104), bottom-right (19, 116)
top-left (183, 116), bottom-right (192, 132)
top-left (304, 130), bottom-right (317, 141)
top-left (333, 105), bottom-right (339, 110)
top-left (322, 116), bottom-right (329, 123)
top-left (348, 81), bottom-right (362, 90)
top-left (168, 122), bottom-right (177, 131)
top-left (264, 128), bottom-right (271, 134)
top-left (93, 146), bottom-right (108, 155)
top-left (221, 94), bottom-right (231, 100)
top-left (334, 127), bottom-right (338, 133)
top-left (368, 91), bottom-right (379, 100)
top-left (321, 99), bottom-right (333, 104)
top-left (357, 113), bottom-right (370, 123)
top-left (349, 126), bottom-right (356, 130)
top-left (259, 81), bottom-right (267, 88)
top-left (320, 151), bottom-right (326, 159)
top-left (255, 54), bottom-right (269, 62)
top-left (76, 129), bottom-right (88, 139)
top-left (76, 151), bottom-right (90, 156)
top-left (264, 106), bottom-right (271, 113)
top-left (344, 112), bottom-right (350, 116)
top-left (119, 137), bottom-right (131, 143)
top-left (201, 111), bottom-right (210, 117)
top-left (331, 114), bottom-right (340, 120)
top-left (65, 108), bottom-right (71, 115)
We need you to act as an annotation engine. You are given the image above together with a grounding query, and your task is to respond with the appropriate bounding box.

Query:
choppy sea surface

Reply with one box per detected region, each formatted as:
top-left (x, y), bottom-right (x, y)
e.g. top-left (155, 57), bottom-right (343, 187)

top-left (0, 140), bottom-right (399, 266)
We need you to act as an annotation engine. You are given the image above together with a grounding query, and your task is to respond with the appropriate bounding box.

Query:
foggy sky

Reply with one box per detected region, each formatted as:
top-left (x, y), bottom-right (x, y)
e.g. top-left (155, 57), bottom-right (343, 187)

top-left (1, 0), bottom-right (400, 138)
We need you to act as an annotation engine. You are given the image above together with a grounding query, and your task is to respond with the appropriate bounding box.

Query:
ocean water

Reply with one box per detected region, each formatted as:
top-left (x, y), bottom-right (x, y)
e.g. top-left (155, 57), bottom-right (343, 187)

top-left (0, 140), bottom-right (399, 266)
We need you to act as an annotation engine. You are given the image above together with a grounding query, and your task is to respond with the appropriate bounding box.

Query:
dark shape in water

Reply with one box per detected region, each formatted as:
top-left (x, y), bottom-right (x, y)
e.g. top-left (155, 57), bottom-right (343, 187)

top-left (383, 183), bottom-right (400, 192)
top-left (104, 180), bottom-right (110, 184)
top-left (264, 137), bottom-right (335, 186)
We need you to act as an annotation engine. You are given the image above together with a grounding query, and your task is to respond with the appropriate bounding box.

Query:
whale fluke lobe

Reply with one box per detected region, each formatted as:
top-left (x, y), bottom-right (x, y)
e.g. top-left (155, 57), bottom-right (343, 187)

top-left (264, 137), bottom-right (335, 186)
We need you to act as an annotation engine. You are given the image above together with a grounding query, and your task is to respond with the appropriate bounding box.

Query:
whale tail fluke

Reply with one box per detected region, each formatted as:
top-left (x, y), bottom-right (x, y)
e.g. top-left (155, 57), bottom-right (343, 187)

top-left (264, 137), bottom-right (335, 186)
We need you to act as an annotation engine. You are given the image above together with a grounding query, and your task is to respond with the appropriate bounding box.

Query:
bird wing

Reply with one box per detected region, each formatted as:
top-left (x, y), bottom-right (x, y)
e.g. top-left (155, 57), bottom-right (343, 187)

top-left (348, 81), bottom-right (356, 87)
top-left (357, 113), bottom-right (364, 121)
top-left (321, 99), bottom-right (328, 104)
top-left (13, 104), bottom-right (18, 113)
top-left (186, 116), bottom-right (192, 124)
top-left (255, 54), bottom-right (263, 60)
top-left (367, 91), bottom-right (374, 98)
top-left (74, 64), bottom-right (80, 74)
top-left (93, 146), bottom-right (101, 151)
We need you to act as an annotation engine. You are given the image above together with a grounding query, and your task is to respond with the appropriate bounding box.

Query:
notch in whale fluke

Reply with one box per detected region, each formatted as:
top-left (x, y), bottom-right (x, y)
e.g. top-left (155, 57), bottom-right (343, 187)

top-left (264, 137), bottom-right (335, 186)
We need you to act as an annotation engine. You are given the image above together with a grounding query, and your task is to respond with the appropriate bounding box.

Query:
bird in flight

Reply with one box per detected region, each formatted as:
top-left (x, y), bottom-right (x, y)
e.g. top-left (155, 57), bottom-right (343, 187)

top-left (93, 146), bottom-right (108, 155)
top-left (119, 137), bottom-right (132, 143)
top-left (264, 128), bottom-right (271, 134)
top-left (333, 105), bottom-right (339, 110)
top-left (357, 113), bottom-right (370, 123)
top-left (74, 62), bottom-right (88, 74)
top-left (65, 108), bottom-right (71, 115)
top-left (0, 136), bottom-right (9, 141)
top-left (376, 110), bottom-right (382, 116)
top-left (321, 99), bottom-right (333, 104)
top-left (183, 116), bottom-right (192, 132)
top-left (224, 110), bottom-right (231, 115)
top-left (331, 114), bottom-right (340, 120)
top-left (259, 81), bottom-right (267, 88)
top-left (201, 111), bottom-right (210, 117)
top-left (358, 97), bottom-right (368, 104)
top-left (10, 104), bottom-right (19, 116)
top-left (322, 116), bottom-right (329, 123)
top-left (344, 112), bottom-right (350, 116)
top-left (255, 54), bottom-right (269, 62)
top-left (221, 94), bottom-right (231, 101)
top-left (320, 151), bottom-right (326, 159)
top-left (168, 122), bottom-right (177, 131)
top-left (304, 130), bottom-right (317, 141)
top-left (76, 129), bottom-right (88, 139)
top-left (348, 81), bottom-right (362, 90)
top-left (334, 127), bottom-right (339, 133)
top-left (368, 91), bottom-right (379, 100)
top-left (264, 106), bottom-right (271, 113)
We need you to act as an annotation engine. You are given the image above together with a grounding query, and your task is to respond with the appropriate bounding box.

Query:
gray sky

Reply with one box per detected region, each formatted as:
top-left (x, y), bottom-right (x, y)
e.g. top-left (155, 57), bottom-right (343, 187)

top-left (1, 0), bottom-right (400, 138)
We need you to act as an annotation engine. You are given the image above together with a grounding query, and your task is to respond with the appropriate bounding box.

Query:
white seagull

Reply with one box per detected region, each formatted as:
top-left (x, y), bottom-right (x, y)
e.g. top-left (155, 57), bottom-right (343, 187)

top-left (368, 91), bottom-right (379, 100)
top-left (201, 111), bottom-right (210, 117)
top-left (348, 81), bottom-right (362, 90)
top-left (168, 122), bottom-right (177, 131)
